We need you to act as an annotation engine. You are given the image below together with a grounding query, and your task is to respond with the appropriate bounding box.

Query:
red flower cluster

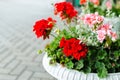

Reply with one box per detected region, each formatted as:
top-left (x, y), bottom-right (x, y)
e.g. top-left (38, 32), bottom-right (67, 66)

top-left (54, 2), bottom-right (78, 21)
top-left (80, 0), bottom-right (99, 5)
top-left (80, 0), bottom-right (87, 5)
top-left (59, 37), bottom-right (88, 60)
top-left (33, 17), bottom-right (56, 39)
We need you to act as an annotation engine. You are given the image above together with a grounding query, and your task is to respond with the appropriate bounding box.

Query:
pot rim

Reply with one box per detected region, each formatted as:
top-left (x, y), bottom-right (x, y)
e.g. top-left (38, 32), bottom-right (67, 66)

top-left (43, 52), bottom-right (120, 76)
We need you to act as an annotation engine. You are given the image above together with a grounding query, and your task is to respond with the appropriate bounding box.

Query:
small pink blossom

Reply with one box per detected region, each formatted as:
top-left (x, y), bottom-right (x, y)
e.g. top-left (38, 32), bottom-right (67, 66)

top-left (106, 0), bottom-right (112, 10)
top-left (98, 24), bottom-right (112, 35)
top-left (83, 13), bottom-right (104, 27)
top-left (83, 14), bottom-right (93, 27)
top-left (97, 30), bottom-right (106, 43)
top-left (96, 15), bottom-right (104, 24)
top-left (98, 24), bottom-right (112, 30)
top-left (90, 0), bottom-right (99, 5)
top-left (97, 24), bottom-right (117, 42)
top-left (110, 31), bottom-right (117, 41)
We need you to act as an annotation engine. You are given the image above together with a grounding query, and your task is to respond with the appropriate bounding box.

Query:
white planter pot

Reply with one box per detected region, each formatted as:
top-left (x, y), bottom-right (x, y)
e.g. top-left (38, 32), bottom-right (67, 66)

top-left (43, 53), bottom-right (120, 80)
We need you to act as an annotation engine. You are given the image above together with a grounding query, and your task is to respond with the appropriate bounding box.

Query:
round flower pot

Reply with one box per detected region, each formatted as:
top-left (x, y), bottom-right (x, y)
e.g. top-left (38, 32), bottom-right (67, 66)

top-left (43, 53), bottom-right (120, 80)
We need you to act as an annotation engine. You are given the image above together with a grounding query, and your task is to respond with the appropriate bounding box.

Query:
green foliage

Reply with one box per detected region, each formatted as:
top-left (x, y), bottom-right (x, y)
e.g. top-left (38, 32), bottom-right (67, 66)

top-left (86, 2), bottom-right (106, 16)
top-left (50, 59), bottom-right (56, 65)
top-left (83, 66), bottom-right (91, 73)
top-left (45, 29), bottom-right (73, 65)
top-left (82, 0), bottom-right (120, 17)
top-left (111, 6), bottom-right (120, 17)
top-left (65, 61), bottom-right (74, 69)
top-left (76, 24), bottom-right (99, 46)
top-left (95, 62), bottom-right (108, 78)
top-left (61, 29), bottom-right (73, 39)
top-left (75, 60), bottom-right (84, 70)
top-left (97, 49), bottom-right (107, 60)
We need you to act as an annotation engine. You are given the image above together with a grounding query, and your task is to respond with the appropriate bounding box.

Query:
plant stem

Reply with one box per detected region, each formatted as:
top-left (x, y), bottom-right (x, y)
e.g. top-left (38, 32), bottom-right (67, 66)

top-left (63, 21), bottom-right (77, 37)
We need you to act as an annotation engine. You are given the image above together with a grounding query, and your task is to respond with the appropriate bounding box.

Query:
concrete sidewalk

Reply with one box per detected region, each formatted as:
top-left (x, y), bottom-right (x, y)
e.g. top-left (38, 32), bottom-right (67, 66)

top-left (0, 0), bottom-right (64, 80)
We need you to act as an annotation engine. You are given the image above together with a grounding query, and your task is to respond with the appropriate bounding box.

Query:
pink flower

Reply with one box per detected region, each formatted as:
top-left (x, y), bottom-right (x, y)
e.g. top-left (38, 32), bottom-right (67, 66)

top-left (96, 15), bottom-right (104, 24)
top-left (97, 24), bottom-right (117, 42)
top-left (90, 0), bottom-right (99, 5)
top-left (98, 24), bottom-right (112, 30)
top-left (106, 0), bottom-right (112, 10)
top-left (97, 30), bottom-right (106, 43)
top-left (98, 24), bottom-right (112, 35)
top-left (83, 14), bottom-right (93, 27)
top-left (83, 13), bottom-right (104, 27)
top-left (110, 31), bottom-right (117, 41)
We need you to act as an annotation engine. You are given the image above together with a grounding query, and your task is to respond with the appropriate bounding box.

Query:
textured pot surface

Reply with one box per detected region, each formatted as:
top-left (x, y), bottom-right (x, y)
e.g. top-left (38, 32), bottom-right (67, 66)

top-left (43, 53), bottom-right (120, 80)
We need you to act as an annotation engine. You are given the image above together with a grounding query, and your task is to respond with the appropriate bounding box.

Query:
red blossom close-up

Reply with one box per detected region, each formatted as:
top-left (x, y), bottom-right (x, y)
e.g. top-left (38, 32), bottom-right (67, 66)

top-left (54, 2), bottom-right (78, 21)
top-left (33, 17), bottom-right (56, 40)
top-left (80, 0), bottom-right (87, 5)
top-left (59, 37), bottom-right (88, 60)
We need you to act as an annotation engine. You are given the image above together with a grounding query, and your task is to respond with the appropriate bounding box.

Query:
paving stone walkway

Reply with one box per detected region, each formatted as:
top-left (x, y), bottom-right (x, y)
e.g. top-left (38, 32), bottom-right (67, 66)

top-left (0, 0), bottom-right (64, 80)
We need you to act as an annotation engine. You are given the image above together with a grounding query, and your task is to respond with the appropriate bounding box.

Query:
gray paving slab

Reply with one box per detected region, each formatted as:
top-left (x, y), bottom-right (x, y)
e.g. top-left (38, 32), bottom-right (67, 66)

top-left (0, 0), bottom-right (64, 80)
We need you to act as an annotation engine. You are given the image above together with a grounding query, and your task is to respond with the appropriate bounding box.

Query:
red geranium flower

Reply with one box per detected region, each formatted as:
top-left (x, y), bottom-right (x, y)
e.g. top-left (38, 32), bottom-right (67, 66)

top-left (59, 37), bottom-right (66, 48)
top-left (33, 17), bottom-right (56, 39)
top-left (80, 0), bottom-right (87, 5)
top-left (54, 2), bottom-right (78, 22)
top-left (59, 37), bottom-right (88, 60)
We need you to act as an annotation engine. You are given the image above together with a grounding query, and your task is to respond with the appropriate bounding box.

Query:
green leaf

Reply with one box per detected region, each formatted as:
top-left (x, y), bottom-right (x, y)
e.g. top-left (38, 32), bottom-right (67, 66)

top-left (65, 61), bottom-right (74, 69)
top-left (95, 62), bottom-right (108, 78)
top-left (65, 57), bottom-right (70, 63)
top-left (97, 67), bottom-right (108, 78)
top-left (49, 59), bottom-right (56, 65)
top-left (75, 60), bottom-right (84, 70)
top-left (83, 66), bottom-right (91, 73)
top-left (109, 50), bottom-right (120, 61)
top-left (61, 29), bottom-right (72, 39)
top-left (97, 50), bottom-right (107, 60)
top-left (114, 51), bottom-right (120, 57)
top-left (56, 50), bottom-right (62, 58)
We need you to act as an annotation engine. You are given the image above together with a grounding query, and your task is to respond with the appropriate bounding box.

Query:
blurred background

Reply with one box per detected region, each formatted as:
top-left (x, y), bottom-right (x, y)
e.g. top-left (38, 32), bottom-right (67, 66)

top-left (0, 0), bottom-right (65, 80)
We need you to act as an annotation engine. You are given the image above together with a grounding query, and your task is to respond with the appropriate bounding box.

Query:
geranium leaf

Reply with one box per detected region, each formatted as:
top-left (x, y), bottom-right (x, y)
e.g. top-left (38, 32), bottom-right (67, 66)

top-left (97, 50), bottom-right (107, 60)
top-left (65, 61), bottom-right (74, 69)
top-left (95, 62), bottom-right (108, 78)
top-left (83, 66), bottom-right (91, 73)
top-left (75, 60), bottom-right (84, 70)
top-left (97, 67), bottom-right (108, 78)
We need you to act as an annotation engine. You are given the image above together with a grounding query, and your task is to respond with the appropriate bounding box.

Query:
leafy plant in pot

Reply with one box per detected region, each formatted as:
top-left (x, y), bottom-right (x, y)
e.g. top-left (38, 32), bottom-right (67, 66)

top-left (33, 1), bottom-right (120, 80)
top-left (79, 0), bottom-right (120, 17)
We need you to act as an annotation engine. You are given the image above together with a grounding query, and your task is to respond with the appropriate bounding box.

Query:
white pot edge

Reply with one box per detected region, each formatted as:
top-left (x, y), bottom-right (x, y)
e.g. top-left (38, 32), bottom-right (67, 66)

top-left (42, 52), bottom-right (120, 80)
